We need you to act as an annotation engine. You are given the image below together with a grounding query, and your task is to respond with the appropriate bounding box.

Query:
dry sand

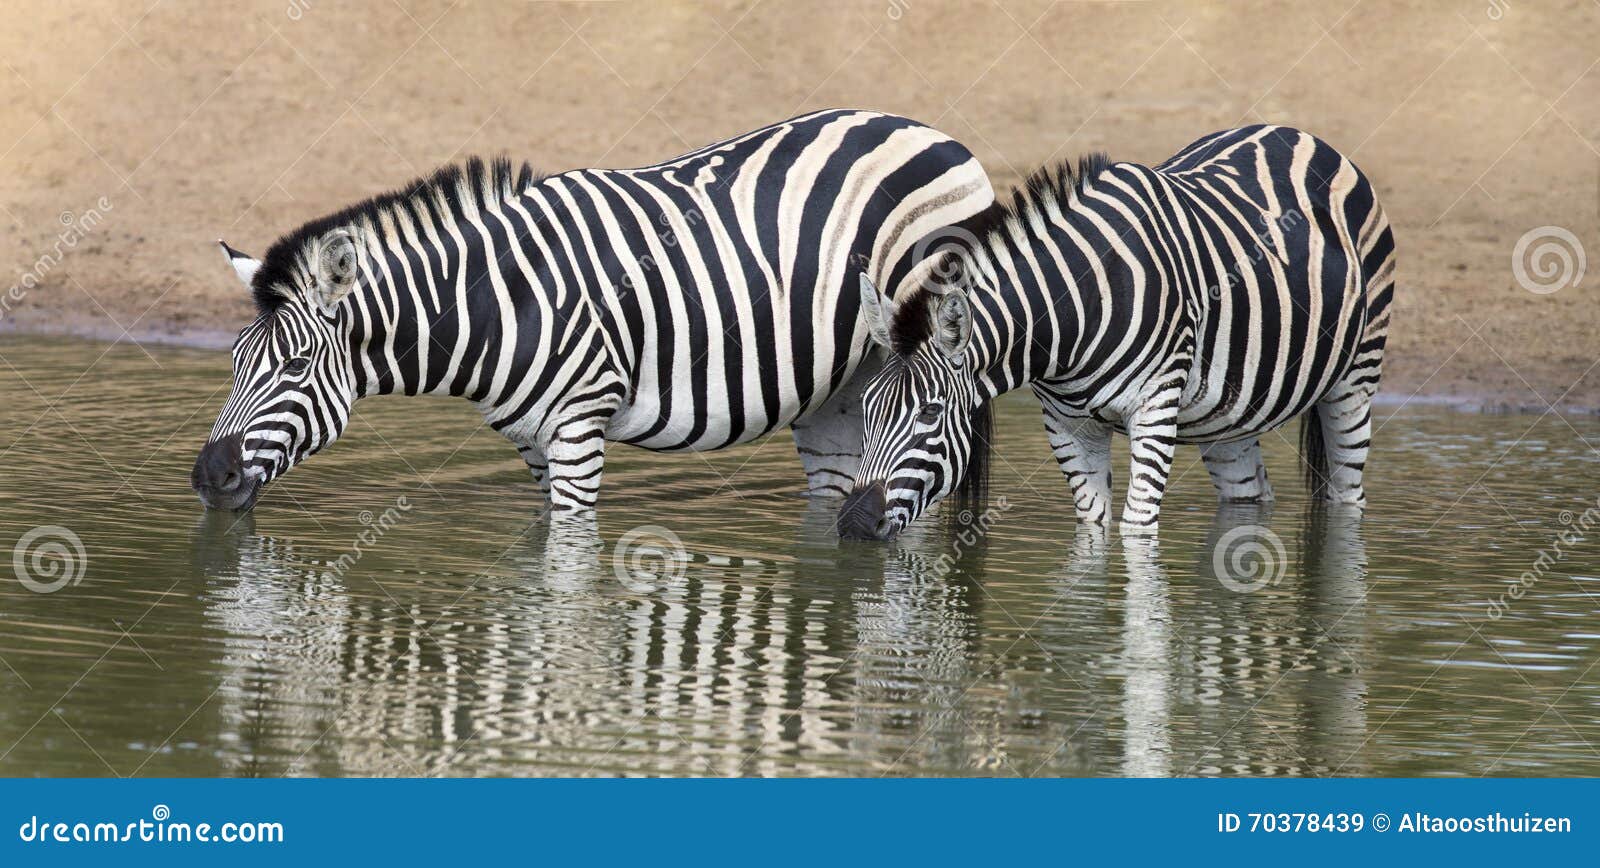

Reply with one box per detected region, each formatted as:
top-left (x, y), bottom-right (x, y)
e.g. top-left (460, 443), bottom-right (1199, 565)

top-left (2, 0), bottom-right (1597, 410)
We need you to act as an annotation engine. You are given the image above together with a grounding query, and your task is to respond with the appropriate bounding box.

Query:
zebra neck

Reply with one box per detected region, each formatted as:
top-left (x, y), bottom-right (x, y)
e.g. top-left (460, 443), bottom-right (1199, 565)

top-left (962, 242), bottom-right (1084, 403)
top-left (347, 212), bottom-right (567, 403)
top-left (347, 263), bottom-right (459, 400)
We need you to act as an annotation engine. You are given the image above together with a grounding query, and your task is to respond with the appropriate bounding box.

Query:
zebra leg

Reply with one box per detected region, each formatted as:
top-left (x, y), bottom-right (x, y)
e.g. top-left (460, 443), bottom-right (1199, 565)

top-left (545, 420), bottom-right (609, 515)
top-left (790, 352), bottom-right (883, 497)
top-left (517, 444), bottom-right (551, 497)
top-left (1308, 274), bottom-right (1387, 507)
top-left (1313, 388), bottom-right (1373, 507)
top-left (1120, 403), bottom-right (1179, 535)
top-left (1036, 394), bottom-right (1115, 527)
top-left (1200, 438), bottom-right (1274, 503)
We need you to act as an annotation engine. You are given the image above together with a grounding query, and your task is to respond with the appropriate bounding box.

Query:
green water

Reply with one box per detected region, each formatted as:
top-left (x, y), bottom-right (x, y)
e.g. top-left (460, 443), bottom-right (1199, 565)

top-left (1, 335), bottom-right (1597, 777)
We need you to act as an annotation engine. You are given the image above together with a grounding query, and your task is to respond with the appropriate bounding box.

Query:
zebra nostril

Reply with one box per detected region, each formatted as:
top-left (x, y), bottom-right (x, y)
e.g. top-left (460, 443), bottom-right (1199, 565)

top-left (837, 482), bottom-right (888, 540)
top-left (193, 433), bottom-right (248, 497)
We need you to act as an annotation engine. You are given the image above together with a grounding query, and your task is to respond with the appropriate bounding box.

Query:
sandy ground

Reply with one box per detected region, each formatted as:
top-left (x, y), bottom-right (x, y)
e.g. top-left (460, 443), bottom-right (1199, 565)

top-left (2, 0), bottom-right (1597, 410)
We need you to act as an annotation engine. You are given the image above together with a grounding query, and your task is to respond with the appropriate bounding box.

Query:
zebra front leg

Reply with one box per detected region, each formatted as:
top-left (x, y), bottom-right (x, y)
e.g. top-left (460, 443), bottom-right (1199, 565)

top-left (1200, 437), bottom-right (1274, 503)
top-left (1036, 392), bottom-right (1114, 527)
top-left (1120, 403), bottom-right (1179, 535)
top-left (1311, 388), bottom-right (1373, 507)
top-left (545, 421), bottom-right (609, 516)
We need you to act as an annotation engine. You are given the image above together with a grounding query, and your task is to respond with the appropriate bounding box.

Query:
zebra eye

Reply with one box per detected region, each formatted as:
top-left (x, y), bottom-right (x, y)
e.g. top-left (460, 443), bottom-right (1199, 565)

top-left (282, 356), bottom-right (311, 377)
top-left (916, 402), bottom-right (944, 425)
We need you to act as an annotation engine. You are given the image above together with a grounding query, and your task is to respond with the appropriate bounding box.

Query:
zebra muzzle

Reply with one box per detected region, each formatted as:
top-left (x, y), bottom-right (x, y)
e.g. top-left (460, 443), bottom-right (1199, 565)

top-left (192, 432), bottom-right (260, 511)
top-left (837, 482), bottom-right (892, 541)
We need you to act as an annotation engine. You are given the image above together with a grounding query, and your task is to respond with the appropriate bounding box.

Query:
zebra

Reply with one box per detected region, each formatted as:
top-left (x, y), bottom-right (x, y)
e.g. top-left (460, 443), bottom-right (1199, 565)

top-left (191, 109), bottom-right (993, 514)
top-left (837, 125), bottom-right (1394, 540)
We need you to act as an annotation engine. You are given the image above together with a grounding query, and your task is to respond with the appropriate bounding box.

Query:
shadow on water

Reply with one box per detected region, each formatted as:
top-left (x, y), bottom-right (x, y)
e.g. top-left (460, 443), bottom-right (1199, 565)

top-left (2, 336), bottom-right (1598, 776)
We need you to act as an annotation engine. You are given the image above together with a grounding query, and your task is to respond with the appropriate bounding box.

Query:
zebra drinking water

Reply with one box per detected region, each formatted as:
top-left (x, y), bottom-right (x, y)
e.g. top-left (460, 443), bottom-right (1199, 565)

top-left (839, 125), bottom-right (1394, 539)
top-left (191, 110), bottom-right (993, 514)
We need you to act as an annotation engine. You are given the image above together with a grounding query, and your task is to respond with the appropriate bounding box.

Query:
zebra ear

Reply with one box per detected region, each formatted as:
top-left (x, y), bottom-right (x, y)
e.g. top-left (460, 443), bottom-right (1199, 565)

top-left (218, 240), bottom-right (260, 288)
top-left (934, 291), bottom-right (972, 362)
top-left (858, 274), bottom-right (894, 349)
top-left (311, 230), bottom-right (360, 312)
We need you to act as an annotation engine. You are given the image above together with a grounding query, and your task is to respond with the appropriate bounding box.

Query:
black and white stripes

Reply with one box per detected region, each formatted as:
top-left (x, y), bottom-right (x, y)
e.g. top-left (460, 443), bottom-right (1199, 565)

top-left (192, 110), bottom-right (994, 514)
top-left (841, 125), bottom-right (1395, 539)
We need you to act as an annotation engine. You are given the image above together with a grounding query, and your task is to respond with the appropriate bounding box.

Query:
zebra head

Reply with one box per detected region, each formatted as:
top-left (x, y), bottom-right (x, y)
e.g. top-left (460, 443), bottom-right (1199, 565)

top-left (839, 275), bottom-right (989, 540)
top-left (192, 232), bottom-right (362, 510)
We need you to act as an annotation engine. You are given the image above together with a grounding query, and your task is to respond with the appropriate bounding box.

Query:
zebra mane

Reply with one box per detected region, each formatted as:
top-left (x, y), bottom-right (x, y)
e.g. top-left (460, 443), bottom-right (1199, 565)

top-left (976, 151), bottom-right (1113, 249)
top-left (1017, 151), bottom-right (1113, 212)
top-left (887, 287), bottom-right (940, 356)
top-left (888, 152), bottom-right (1113, 357)
top-left (248, 156), bottom-right (540, 315)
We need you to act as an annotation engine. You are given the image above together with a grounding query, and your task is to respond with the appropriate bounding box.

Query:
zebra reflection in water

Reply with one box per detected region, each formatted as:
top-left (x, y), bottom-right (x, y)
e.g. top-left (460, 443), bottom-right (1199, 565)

top-left (189, 495), bottom-right (1369, 776)
top-left (1039, 506), bottom-right (1371, 777)
top-left (193, 506), bottom-right (876, 776)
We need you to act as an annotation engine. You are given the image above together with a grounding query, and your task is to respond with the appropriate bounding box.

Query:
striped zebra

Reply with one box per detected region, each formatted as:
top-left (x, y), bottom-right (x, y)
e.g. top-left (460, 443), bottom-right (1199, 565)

top-left (838, 125), bottom-right (1394, 539)
top-left (191, 110), bottom-right (993, 514)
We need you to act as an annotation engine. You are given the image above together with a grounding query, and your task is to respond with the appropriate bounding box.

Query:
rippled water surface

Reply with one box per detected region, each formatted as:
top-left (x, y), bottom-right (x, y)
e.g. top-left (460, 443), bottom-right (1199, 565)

top-left (1, 335), bottom-right (1598, 777)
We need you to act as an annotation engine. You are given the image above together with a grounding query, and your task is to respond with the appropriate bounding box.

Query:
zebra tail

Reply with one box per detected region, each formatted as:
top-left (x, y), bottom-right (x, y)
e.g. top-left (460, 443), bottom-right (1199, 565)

top-left (953, 400), bottom-right (993, 513)
top-left (1300, 412), bottom-right (1329, 500)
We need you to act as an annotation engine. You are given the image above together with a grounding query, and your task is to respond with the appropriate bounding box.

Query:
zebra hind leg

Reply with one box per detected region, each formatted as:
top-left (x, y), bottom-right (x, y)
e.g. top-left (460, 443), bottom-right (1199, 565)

top-left (1200, 437), bottom-right (1274, 503)
top-left (1035, 389), bottom-right (1115, 528)
top-left (1307, 387), bottom-right (1373, 507)
top-left (517, 444), bottom-right (552, 498)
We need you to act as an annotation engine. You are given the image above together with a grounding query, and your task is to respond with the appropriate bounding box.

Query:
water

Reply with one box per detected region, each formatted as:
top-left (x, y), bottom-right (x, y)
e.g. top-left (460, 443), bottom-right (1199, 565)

top-left (1, 335), bottom-right (1597, 777)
